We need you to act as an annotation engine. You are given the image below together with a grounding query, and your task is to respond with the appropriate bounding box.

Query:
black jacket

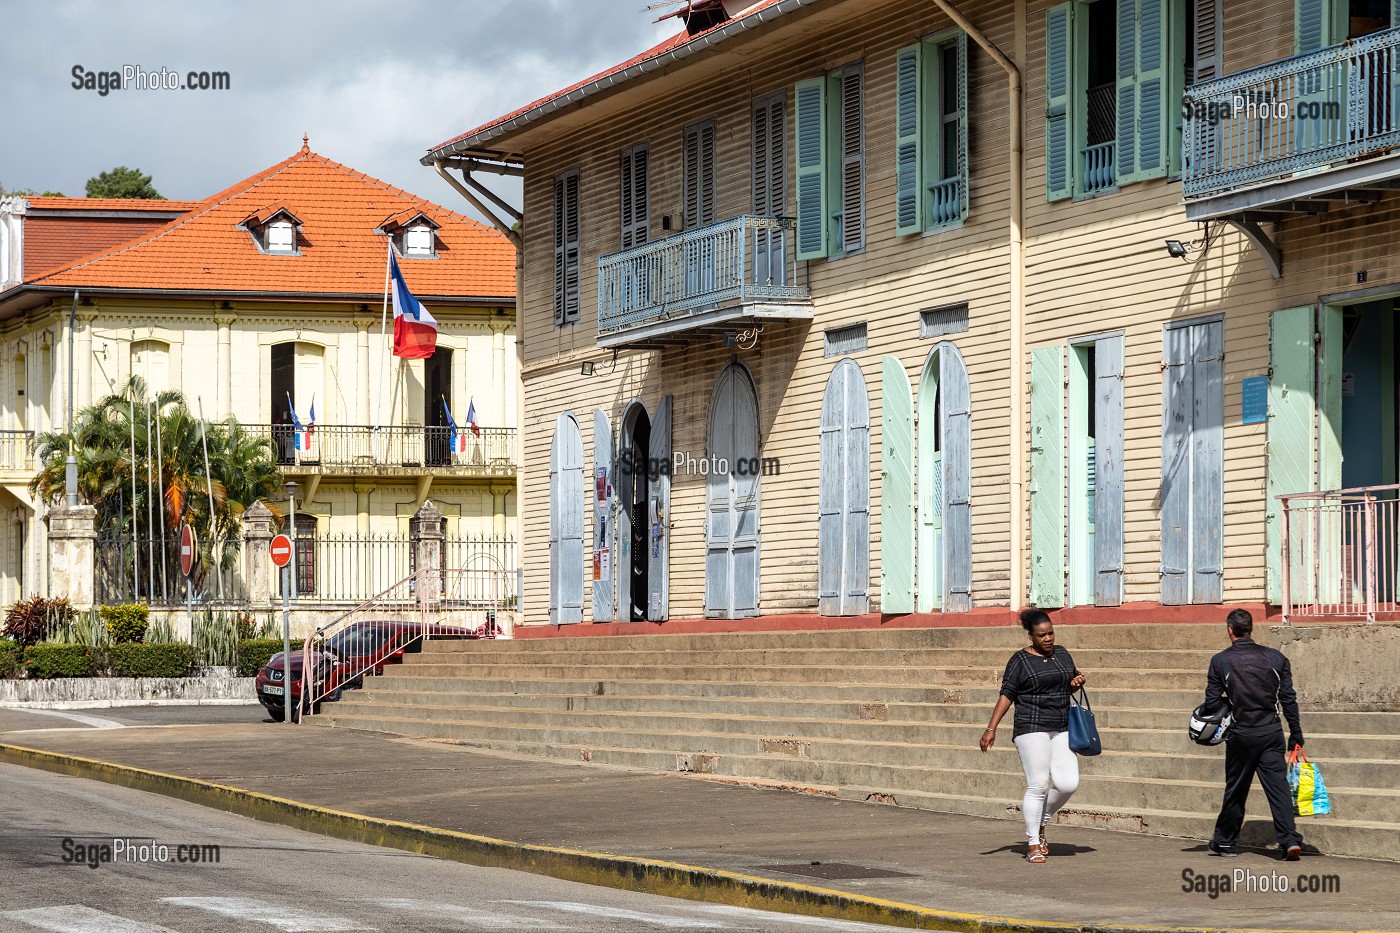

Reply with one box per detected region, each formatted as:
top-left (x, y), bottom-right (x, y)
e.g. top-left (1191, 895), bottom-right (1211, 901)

top-left (1204, 638), bottom-right (1303, 740)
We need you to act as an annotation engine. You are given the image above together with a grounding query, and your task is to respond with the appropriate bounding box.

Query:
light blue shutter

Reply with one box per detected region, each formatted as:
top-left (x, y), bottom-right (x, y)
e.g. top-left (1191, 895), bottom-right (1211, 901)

top-left (592, 409), bottom-right (614, 622)
top-left (880, 356), bottom-right (915, 613)
top-left (1266, 308), bottom-right (1315, 605)
top-left (844, 364), bottom-right (871, 614)
top-left (894, 44), bottom-right (923, 236)
top-left (1126, 0), bottom-right (1168, 180)
top-left (648, 396), bottom-right (672, 621)
top-left (1115, 0), bottom-right (1138, 184)
top-left (954, 31), bottom-right (970, 220)
top-left (1161, 326), bottom-right (1192, 606)
top-left (1030, 346), bottom-right (1065, 608)
top-left (835, 66), bottom-right (865, 253)
top-left (1192, 321), bottom-right (1224, 604)
top-left (706, 375), bottom-right (735, 616)
top-left (1294, 0), bottom-right (1329, 52)
top-left (795, 77), bottom-right (829, 259)
top-left (550, 413), bottom-right (584, 623)
top-left (941, 345), bottom-right (972, 613)
top-left (820, 361), bottom-right (871, 616)
top-left (1094, 335), bottom-right (1125, 606)
top-left (732, 370), bottom-right (761, 617)
top-left (1045, 4), bottom-right (1075, 201)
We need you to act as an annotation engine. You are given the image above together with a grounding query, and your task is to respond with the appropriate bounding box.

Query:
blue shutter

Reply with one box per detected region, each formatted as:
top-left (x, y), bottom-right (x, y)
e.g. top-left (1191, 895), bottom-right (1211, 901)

top-left (894, 44), bottom-right (924, 236)
top-left (1094, 335), bottom-right (1125, 606)
top-left (880, 356), bottom-right (915, 613)
top-left (1266, 308), bottom-right (1315, 605)
top-left (648, 396), bottom-right (672, 621)
top-left (550, 413), bottom-right (585, 623)
top-left (1131, 0), bottom-right (1168, 180)
top-left (591, 408), bottom-right (614, 622)
top-left (1029, 346), bottom-right (1066, 608)
top-left (1115, 0), bottom-right (1138, 184)
top-left (1294, 0), bottom-right (1328, 52)
top-left (941, 345), bottom-right (973, 613)
top-left (795, 77), bottom-right (829, 259)
top-left (820, 360), bottom-right (870, 615)
top-left (1161, 326), bottom-right (1192, 606)
top-left (955, 31), bottom-right (970, 221)
top-left (1191, 321), bottom-right (1224, 604)
top-left (1045, 4), bottom-right (1075, 201)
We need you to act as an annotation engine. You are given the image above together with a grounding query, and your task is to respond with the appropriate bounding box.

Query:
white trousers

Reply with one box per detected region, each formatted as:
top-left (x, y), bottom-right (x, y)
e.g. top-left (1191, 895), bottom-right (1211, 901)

top-left (1012, 730), bottom-right (1080, 844)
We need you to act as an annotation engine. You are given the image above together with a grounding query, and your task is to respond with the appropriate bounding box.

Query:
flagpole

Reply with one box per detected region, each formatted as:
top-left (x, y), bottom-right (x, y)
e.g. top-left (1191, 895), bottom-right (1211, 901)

top-left (129, 397), bottom-right (140, 599)
top-left (374, 238), bottom-right (392, 462)
top-left (197, 397), bottom-right (223, 601)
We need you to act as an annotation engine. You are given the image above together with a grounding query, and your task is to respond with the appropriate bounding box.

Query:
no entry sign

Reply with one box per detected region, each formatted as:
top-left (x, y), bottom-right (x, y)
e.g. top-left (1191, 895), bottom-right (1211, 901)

top-left (270, 533), bottom-right (293, 568)
top-left (179, 524), bottom-right (197, 577)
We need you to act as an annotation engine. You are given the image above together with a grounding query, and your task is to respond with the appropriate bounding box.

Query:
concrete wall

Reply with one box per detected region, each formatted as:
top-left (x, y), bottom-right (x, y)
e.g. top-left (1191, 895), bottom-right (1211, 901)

top-left (1273, 623), bottom-right (1400, 712)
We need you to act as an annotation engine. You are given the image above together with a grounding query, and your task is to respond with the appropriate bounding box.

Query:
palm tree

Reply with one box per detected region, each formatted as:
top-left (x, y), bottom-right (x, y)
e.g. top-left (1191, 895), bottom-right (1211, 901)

top-left (32, 377), bottom-right (281, 599)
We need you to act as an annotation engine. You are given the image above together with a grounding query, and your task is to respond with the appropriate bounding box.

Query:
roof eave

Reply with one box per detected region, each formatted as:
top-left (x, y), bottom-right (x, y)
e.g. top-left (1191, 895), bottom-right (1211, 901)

top-left (0, 284), bottom-right (514, 318)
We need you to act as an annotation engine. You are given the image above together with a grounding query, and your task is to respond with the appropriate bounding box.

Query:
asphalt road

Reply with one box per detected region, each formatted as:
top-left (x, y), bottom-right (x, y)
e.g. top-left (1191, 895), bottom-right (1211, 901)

top-left (0, 704), bottom-right (265, 736)
top-left (0, 762), bottom-right (904, 933)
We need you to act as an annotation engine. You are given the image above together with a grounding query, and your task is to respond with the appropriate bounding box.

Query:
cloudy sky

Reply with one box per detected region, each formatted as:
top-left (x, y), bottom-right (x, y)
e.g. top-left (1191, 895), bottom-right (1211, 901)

top-left (1, 1), bottom-right (676, 216)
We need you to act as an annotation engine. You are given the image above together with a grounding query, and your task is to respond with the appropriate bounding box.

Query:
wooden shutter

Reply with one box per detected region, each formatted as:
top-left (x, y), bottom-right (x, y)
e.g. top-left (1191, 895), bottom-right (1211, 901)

top-left (794, 77), bottom-right (829, 259)
top-left (836, 65), bottom-right (865, 253)
top-left (894, 44), bottom-right (924, 236)
top-left (1120, 0), bottom-right (1168, 182)
top-left (880, 356), bottom-right (915, 613)
top-left (706, 371), bottom-right (736, 617)
top-left (1161, 325), bottom-right (1192, 606)
top-left (1191, 0), bottom-right (1223, 82)
top-left (1029, 346), bottom-right (1066, 609)
top-left (1115, 0), bottom-right (1138, 183)
top-left (1191, 321), bottom-right (1224, 604)
top-left (1093, 334), bottom-right (1125, 606)
top-left (1266, 308), bottom-right (1316, 605)
top-left (550, 413), bottom-right (584, 623)
top-left (684, 120), bottom-right (716, 229)
top-left (819, 360), bottom-right (871, 616)
top-left (619, 145), bottom-right (649, 250)
top-left (819, 364), bottom-right (847, 612)
top-left (553, 170), bottom-right (580, 325)
top-left (592, 408), bottom-right (614, 622)
top-left (647, 396), bottom-right (672, 621)
top-left (732, 369), bottom-right (761, 617)
top-left (954, 31), bottom-right (970, 220)
top-left (1045, 4), bottom-right (1075, 201)
top-left (552, 174), bottom-right (566, 325)
top-left (752, 93), bottom-right (787, 286)
top-left (844, 364), bottom-right (871, 614)
top-left (941, 345), bottom-right (972, 613)
top-left (1294, 0), bottom-right (1329, 53)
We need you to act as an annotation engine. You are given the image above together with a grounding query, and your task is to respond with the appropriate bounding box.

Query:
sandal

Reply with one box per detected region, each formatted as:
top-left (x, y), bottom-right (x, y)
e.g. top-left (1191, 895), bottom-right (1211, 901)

top-left (1039, 827), bottom-right (1047, 854)
top-left (1026, 843), bottom-right (1047, 863)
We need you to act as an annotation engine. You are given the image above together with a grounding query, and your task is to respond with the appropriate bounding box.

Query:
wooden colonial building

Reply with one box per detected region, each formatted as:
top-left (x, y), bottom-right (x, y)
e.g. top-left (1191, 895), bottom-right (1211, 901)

top-left (424, 0), bottom-right (1400, 627)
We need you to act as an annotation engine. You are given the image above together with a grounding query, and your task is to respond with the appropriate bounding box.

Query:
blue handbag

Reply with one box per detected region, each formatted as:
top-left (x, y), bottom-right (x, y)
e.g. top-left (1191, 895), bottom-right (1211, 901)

top-left (1067, 688), bottom-right (1102, 756)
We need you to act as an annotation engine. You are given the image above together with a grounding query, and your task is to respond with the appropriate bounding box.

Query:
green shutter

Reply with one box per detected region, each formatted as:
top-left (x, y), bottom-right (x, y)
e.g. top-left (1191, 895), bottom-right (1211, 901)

top-left (1114, 0), bottom-right (1138, 184)
top-left (1294, 0), bottom-right (1328, 52)
top-left (795, 76), bottom-right (829, 259)
top-left (894, 44), bottom-right (923, 236)
top-left (1045, 4), bottom-right (1075, 201)
top-left (1133, 0), bottom-right (1168, 180)
top-left (880, 355), bottom-right (915, 613)
top-left (1266, 308), bottom-right (1316, 605)
top-left (1030, 346), bottom-right (1066, 608)
top-left (955, 31), bottom-right (969, 221)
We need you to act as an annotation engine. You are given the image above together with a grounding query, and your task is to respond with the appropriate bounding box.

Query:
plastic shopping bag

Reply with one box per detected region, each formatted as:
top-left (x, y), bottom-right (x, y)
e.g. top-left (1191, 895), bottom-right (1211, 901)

top-left (1287, 747), bottom-right (1332, 816)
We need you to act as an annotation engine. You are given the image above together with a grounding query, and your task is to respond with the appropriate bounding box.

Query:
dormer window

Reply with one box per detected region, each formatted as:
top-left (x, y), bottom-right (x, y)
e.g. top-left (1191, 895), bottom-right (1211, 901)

top-left (377, 210), bottom-right (440, 259)
top-left (267, 220), bottom-right (295, 254)
top-left (404, 224), bottom-right (434, 257)
top-left (239, 203), bottom-right (303, 255)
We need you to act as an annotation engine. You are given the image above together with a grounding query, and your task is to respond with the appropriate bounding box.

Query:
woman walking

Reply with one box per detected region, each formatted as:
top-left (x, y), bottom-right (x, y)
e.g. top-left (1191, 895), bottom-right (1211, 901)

top-left (979, 609), bottom-right (1086, 862)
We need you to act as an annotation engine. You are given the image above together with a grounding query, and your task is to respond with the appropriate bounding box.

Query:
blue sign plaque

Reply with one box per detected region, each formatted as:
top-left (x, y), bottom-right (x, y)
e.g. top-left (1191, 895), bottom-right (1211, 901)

top-left (1242, 375), bottom-right (1268, 425)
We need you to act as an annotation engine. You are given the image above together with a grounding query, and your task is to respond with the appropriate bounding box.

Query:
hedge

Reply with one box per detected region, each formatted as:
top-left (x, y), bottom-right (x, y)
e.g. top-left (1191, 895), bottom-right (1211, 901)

top-left (109, 642), bottom-right (198, 678)
top-left (100, 604), bottom-right (150, 644)
top-left (23, 644), bottom-right (101, 679)
top-left (0, 639), bottom-right (19, 677)
top-left (236, 639), bottom-right (287, 678)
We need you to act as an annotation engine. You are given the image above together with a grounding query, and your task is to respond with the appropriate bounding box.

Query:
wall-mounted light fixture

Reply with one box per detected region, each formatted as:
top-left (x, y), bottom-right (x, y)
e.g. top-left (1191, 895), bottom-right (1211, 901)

top-left (579, 351), bottom-right (618, 378)
top-left (580, 361), bottom-right (596, 376)
top-left (1164, 221), bottom-right (1218, 263)
top-left (1165, 239), bottom-right (1189, 259)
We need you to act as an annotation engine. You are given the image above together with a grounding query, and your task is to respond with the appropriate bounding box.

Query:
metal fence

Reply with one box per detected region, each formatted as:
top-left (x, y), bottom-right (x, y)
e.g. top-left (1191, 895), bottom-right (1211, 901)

top-left (96, 533), bottom-right (245, 606)
top-left (1280, 485), bottom-right (1399, 624)
top-left (270, 533), bottom-right (410, 605)
top-left (250, 424), bottom-right (516, 473)
top-left (1184, 26), bottom-right (1400, 198)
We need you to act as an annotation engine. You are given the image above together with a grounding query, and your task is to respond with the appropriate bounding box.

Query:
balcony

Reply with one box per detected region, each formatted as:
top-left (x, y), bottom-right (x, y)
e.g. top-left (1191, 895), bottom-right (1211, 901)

top-left (596, 214), bottom-right (813, 349)
top-left (0, 430), bottom-right (35, 478)
top-left (1183, 27), bottom-right (1400, 222)
top-left (250, 425), bottom-right (517, 478)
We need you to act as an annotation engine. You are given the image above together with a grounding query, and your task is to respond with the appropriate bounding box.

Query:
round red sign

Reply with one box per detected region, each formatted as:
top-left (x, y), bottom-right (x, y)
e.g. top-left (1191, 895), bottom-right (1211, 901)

top-left (179, 524), bottom-right (197, 577)
top-left (270, 533), bottom-right (293, 568)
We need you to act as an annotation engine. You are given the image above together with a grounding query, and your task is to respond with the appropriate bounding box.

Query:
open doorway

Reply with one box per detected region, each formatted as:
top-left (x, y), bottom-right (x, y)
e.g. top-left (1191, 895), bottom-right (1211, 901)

top-left (618, 405), bottom-right (651, 621)
top-left (1340, 299), bottom-right (1399, 489)
top-left (270, 343), bottom-right (294, 463)
top-left (424, 347), bottom-right (453, 466)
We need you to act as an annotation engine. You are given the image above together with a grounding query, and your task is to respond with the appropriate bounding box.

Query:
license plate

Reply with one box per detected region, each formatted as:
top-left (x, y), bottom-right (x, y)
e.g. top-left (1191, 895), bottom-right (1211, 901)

top-left (261, 685), bottom-right (285, 696)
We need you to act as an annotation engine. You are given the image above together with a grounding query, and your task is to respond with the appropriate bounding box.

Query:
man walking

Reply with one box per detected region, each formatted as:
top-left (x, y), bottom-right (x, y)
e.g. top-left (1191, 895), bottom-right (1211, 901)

top-left (1204, 609), bottom-right (1306, 860)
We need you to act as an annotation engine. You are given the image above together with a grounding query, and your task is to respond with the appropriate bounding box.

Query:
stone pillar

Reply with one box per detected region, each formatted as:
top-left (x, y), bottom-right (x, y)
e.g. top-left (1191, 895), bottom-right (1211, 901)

top-left (354, 483), bottom-right (373, 536)
top-left (410, 500), bottom-right (444, 604)
top-left (76, 313), bottom-right (96, 412)
top-left (215, 314), bottom-right (235, 419)
top-left (491, 485), bottom-right (511, 538)
top-left (491, 321), bottom-right (509, 427)
top-left (356, 321), bottom-right (372, 426)
top-left (47, 504), bottom-right (97, 610)
top-left (242, 499), bottom-right (275, 609)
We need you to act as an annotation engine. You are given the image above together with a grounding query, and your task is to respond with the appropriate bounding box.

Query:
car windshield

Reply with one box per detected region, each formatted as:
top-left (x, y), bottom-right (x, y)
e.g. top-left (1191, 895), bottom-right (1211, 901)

top-left (326, 626), bottom-right (390, 659)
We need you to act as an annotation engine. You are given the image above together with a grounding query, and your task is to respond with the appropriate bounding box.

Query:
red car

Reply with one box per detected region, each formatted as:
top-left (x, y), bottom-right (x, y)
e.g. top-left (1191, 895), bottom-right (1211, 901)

top-left (255, 620), bottom-right (488, 721)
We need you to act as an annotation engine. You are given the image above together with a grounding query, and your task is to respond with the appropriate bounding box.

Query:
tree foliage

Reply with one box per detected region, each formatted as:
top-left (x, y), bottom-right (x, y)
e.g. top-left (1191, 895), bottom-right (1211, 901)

top-left (0, 183), bottom-right (66, 198)
top-left (84, 166), bottom-right (163, 200)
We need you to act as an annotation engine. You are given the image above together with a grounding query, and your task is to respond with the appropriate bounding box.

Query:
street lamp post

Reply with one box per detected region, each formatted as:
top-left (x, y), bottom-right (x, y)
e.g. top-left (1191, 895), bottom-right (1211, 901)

top-left (282, 480), bottom-right (298, 724)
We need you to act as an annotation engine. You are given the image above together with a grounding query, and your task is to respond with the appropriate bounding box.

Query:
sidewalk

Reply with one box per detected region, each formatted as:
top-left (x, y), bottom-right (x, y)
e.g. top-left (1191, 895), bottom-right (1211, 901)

top-left (2, 716), bottom-right (1396, 933)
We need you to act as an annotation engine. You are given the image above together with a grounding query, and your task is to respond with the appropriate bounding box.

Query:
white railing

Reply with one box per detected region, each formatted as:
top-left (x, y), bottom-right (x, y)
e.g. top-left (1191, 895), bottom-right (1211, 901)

top-left (0, 430), bottom-right (35, 472)
top-left (248, 424), bottom-right (516, 474)
top-left (1184, 26), bottom-right (1400, 198)
top-left (1280, 485), bottom-right (1399, 624)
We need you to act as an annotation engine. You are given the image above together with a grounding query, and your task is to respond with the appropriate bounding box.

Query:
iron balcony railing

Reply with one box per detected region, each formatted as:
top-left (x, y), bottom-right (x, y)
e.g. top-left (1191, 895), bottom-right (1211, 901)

top-left (247, 424), bottom-right (516, 474)
top-left (1279, 484), bottom-right (1399, 625)
top-left (1184, 26), bottom-right (1400, 199)
top-left (0, 430), bottom-right (35, 472)
top-left (597, 214), bottom-right (811, 337)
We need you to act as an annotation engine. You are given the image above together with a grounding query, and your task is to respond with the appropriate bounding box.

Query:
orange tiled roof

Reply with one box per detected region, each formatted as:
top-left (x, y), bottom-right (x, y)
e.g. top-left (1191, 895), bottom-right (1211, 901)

top-left (32, 147), bottom-right (515, 300)
top-left (24, 196), bottom-right (203, 212)
top-left (428, 0), bottom-right (791, 157)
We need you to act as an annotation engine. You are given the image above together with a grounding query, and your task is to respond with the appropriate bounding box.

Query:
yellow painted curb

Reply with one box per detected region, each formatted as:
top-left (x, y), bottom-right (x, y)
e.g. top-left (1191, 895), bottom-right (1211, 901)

top-left (0, 742), bottom-right (1390, 933)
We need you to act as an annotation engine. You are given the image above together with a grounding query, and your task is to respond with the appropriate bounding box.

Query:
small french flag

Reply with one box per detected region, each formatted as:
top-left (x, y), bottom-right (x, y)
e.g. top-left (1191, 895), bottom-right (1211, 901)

top-left (444, 400), bottom-right (469, 454)
top-left (289, 394), bottom-right (315, 452)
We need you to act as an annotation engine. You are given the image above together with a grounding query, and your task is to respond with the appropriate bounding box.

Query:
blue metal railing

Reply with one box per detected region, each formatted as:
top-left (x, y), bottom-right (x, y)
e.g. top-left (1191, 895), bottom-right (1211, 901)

top-left (597, 214), bottom-right (810, 337)
top-left (1082, 142), bottom-right (1117, 194)
top-left (1184, 27), bottom-right (1400, 199)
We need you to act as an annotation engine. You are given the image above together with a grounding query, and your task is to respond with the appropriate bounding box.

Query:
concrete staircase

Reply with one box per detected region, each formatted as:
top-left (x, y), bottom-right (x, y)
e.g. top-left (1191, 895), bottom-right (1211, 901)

top-left (310, 624), bottom-right (1400, 859)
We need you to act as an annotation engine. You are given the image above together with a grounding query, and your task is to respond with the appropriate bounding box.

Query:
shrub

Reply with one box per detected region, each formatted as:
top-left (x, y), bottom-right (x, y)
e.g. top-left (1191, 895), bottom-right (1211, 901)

top-left (3, 596), bottom-right (77, 647)
top-left (109, 642), bottom-right (197, 678)
top-left (0, 638), bottom-right (20, 678)
top-left (194, 611), bottom-right (240, 669)
top-left (45, 608), bottom-right (110, 647)
top-left (146, 618), bottom-right (178, 644)
top-left (23, 643), bottom-right (101, 678)
top-left (100, 604), bottom-right (149, 643)
top-left (236, 638), bottom-right (286, 677)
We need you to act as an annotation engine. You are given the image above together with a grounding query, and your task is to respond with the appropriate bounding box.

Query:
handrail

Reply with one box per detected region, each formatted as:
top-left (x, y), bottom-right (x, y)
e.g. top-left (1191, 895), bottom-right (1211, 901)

top-left (1279, 484), bottom-right (1397, 625)
top-left (245, 424), bottom-right (517, 472)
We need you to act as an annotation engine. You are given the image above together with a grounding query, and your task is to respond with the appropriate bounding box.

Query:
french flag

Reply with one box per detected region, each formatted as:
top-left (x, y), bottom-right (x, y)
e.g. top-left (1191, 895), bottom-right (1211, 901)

top-left (444, 401), bottom-right (470, 454)
top-left (289, 394), bottom-right (315, 452)
top-left (391, 254), bottom-right (438, 359)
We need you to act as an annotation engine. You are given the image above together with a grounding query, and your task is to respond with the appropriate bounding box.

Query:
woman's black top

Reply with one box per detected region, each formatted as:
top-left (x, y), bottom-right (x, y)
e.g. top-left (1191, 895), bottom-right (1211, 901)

top-left (999, 645), bottom-right (1080, 738)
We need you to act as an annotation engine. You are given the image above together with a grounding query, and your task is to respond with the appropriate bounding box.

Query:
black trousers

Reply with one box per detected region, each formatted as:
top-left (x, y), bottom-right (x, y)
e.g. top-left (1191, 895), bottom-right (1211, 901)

top-left (1211, 729), bottom-right (1302, 851)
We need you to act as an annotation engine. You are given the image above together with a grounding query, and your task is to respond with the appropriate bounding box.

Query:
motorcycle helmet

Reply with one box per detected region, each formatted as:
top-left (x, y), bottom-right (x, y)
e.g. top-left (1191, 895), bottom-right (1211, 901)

top-left (1188, 701), bottom-right (1233, 746)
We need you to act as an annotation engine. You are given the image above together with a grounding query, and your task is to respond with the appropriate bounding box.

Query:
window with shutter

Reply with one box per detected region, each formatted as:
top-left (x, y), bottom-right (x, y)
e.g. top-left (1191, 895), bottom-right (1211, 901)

top-left (683, 119), bottom-right (716, 229)
top-left (553, 168), bottom-right (581, 326)
top-left (830, 64), bottom-right (865, 254)
top-left (894, 44), bottom-right (924, 236)
top-left (897, 32), bottom-right (970, 236)
top-left (1045, 4), bottom-right (1075, 200)
top-left (793, 62), bottom-right (862, 258)
top-left (794, 77), bottom-right (829, 259)
top-left (752, 92), bottom-right (787, 286)
top-left (619, 143), bottom-right (649, 250)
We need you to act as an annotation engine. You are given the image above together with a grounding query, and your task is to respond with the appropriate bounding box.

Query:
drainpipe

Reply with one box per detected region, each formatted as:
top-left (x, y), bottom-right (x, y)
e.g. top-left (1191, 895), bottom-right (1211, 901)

top-left (65, 290), bottom-right (79, 507)
top-left (927, 0), bottom-right (1026, 609)
top-left (433, 161), bottom-right (521, 249)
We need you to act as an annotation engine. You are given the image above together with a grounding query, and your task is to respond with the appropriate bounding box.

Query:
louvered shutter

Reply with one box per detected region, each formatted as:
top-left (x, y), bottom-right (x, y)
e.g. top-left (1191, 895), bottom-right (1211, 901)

top-left (1160, 325), bottom-right (1192, 606)
top-left (795, 77), bottom-right (829, 259)
top-left (1123, 0), bottom-right (1168, 182)
top-left (592, 408), bottom-right (614, 623)
top-left (894, 44), bottom-right (924, 236)
top-left (836, 66), bottom-right (865, 253)
top-left (554, 171), bottom-right (580, 325)
top-left (1191, 0), bottom-right (1222, 82)
top-left (684, 121), bottom-right (716, 229)
top-left (1045, 4), bottom-right (1075, 201)
top-left (941, 346), bottom-right (972, 614)
top-left (553, 174), bottom-right (567, 325)
top-left (1029, 346), bottom-right (1066, 609)
top-left (880, 355), bottom-right (915, 613)
top-left (1266, 308), bottom-right (1315, 605)
top-left (620, 150), bottom-right (634, 250)
top-left (647, 395), bottom-right (672, 621)
top-left (752, 94), bottom-right (787, 286)
top-left (1115, 0), bottom-right (1138, 184)
top-left (619, 146), bottom-right (649, 250)
top-left (1294, 0), bottom-right (1329, 52)
top-left (954, 31), bottom-right (970, 220)
top-left (1093, 335), bottom-right (1125, 606)
top-left (1191, 321), bottom-right (1224, 604)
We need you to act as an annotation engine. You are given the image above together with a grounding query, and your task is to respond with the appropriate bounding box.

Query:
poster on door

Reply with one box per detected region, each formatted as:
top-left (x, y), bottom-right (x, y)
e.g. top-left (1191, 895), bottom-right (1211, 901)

top-left (593, 547), bottom-right (610, 583)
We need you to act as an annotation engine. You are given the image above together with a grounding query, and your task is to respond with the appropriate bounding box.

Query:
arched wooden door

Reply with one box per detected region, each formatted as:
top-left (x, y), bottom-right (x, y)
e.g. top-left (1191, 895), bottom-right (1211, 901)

top-left (706, 364), bottom-right (761, 618)
top-left (549, 412), bottom-right (584, 624)
top-left (819, 359), bottom-right (870, 616)
top-left (917, 343), bottom-right (971, 613)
